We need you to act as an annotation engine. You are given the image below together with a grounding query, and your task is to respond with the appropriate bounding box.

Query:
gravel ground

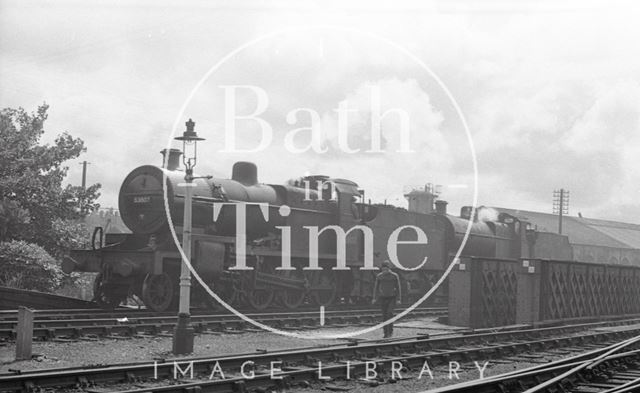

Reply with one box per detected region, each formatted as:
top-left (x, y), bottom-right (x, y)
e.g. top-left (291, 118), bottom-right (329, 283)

top-left (300, 360), bottom-right (543, 392)
top-left (0, 317), bottom-right (589, 392)
top-left (0, 317), bottom-right (457, 373)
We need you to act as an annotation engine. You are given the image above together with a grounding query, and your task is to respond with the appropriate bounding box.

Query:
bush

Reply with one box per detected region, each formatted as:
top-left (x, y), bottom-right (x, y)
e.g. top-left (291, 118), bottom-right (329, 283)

top-left (0, 240), bottom-right (63, 292)
top-left (50, 218), bottom-right (92, 258)
top-left (56, 272), bottom-right (96, 300)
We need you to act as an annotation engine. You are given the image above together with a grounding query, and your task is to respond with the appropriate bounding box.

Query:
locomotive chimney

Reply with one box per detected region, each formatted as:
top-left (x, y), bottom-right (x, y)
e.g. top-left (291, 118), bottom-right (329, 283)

top-left (232, 161), bottom-right (258, 186)
top-left (160, 148), bottom-right (182, 171)
top-left (435, 200), bottom-right (448, 215)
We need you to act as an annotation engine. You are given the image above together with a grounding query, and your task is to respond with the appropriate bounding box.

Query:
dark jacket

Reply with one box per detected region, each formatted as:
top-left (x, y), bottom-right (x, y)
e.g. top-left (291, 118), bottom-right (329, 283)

top-left (374, 270), bottom-right (401, 298)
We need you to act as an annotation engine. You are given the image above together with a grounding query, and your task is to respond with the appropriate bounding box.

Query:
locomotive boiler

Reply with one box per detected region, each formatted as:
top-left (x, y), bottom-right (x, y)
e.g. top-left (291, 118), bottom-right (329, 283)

top-left (63, 148), bottom-right (540, 311)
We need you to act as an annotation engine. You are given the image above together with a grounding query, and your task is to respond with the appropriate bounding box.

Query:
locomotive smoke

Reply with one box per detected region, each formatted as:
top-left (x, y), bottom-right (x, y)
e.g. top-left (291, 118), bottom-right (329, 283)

top-left (477, 207), bottom-right (500, 222)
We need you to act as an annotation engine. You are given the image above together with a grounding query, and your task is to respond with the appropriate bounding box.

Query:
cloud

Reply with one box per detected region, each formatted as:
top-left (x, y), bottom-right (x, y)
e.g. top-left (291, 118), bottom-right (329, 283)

top-left (1, 1), bottom-right (640, 223)
top-left (469, 78), bottom-right (640, 221)
top-left (188, 77), bottom-right (453, 207)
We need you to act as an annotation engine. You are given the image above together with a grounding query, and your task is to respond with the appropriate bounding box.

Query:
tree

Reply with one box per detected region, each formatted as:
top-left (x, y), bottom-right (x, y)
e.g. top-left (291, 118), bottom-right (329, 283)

top-left (0, 198), bottom-right (30, 242)
top-left (65, 184), bottom-right (102, 217)
top-left (0, 104), bottom-right (102, 255)
top-left (0, 240), bottom-right (62, 292)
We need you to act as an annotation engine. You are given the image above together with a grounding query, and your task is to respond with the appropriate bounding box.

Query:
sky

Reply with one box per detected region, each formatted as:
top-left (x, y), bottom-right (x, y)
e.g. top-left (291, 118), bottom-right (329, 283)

top-left (1, 0), bottom-right (639, 223)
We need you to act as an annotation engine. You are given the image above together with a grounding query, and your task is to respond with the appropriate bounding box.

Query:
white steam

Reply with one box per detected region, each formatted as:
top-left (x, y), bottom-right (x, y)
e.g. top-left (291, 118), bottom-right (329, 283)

top-left (477, 207), bottom-right (500, 222)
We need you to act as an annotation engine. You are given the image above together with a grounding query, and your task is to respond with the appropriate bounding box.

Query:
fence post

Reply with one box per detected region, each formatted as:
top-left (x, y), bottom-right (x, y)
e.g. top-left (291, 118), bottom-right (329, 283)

top-left (447, 257), bottom-right (473, 327)
top-left (15, 306), bottom-right (34, 361)
top-left (469, 258), bottom-right (484, 328)
top-left (516, 259), bottom-right (541, 325)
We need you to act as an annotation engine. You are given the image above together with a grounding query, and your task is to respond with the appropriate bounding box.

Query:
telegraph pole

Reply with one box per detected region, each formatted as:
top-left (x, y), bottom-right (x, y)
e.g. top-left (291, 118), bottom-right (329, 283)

top-left (79, 161), bottom-right (89, 213)
top-left (553, 189), bottom-right (570, 234)
top-left (81, 161), bottom-right (88, 190)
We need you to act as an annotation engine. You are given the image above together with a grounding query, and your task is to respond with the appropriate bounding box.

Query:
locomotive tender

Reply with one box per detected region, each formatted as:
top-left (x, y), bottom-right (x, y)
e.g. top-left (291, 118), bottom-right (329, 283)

top-left (63, 148), bottom-right (563, 311)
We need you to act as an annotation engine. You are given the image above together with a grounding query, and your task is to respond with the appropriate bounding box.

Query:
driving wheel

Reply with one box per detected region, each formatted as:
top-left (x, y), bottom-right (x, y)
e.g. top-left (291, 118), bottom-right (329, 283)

top-left (277, 269), bottom-right (307, 310)
top-left (244, 257), bottom-right (275, 310)
top-left (142, 273), bottom-right (174, 312)
top-left (309, 269), bottom-right (337, 306)
top-left (246, 288), bottom-right (275, 310)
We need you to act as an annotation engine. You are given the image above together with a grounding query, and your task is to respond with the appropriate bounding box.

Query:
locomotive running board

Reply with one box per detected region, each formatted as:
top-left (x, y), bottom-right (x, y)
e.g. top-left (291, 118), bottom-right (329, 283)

top-left (253, 272), bottom-right (306, 290)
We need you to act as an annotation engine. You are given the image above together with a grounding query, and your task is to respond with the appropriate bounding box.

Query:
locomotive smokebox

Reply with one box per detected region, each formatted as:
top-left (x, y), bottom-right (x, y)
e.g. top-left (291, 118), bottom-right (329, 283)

top-left (232, 161), bottom-right (258, 186)
top-left (160, 148), bottom-right (182, 171)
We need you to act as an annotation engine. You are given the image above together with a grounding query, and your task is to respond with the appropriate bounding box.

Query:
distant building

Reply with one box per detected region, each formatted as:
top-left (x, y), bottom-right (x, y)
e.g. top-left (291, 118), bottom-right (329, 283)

top-left (494, 208), bottom-right (640, 266)
top-left (84, 208), bottom-right (130, 234)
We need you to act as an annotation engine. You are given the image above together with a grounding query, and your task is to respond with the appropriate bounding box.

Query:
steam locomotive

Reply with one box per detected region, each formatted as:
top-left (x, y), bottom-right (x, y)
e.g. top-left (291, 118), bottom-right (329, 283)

top-left (63, 149), bottom-right (561, 311)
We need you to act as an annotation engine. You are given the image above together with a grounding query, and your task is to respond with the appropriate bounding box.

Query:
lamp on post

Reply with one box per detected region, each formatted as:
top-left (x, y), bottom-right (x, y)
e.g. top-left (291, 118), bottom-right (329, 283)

top-left (172, 118), bottom-right (204, 355)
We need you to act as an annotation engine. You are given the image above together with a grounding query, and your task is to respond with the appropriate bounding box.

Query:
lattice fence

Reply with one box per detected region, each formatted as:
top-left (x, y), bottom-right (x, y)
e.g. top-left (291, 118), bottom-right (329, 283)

top-left (540, 262), bottom-right (640, 321)
top-left (470, 259), bottom-right (519, 328)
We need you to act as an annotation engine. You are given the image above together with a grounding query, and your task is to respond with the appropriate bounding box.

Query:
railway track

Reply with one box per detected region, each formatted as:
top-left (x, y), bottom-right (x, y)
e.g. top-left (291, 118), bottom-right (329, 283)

top-left (0, 306), bottom-right (447, 341)
top-left (430, 331), bottom-right (640, 393)
top-left (4, 318), bottom-right (640, 392)
top-left (0, 301), bottom-right (445, 321)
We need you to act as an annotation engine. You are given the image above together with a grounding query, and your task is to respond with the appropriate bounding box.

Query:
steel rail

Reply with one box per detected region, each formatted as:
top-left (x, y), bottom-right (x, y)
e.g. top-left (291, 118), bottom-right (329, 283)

top-left (35, 331), bottom-right (640, 393)
top-left (425, 338), bottom-right (640, 393)
top-left (0, 303), bottom-right (446, 321)
top-left (3, 319), bottom-right (640, 392)
top-left (0, 306), bottom-right (445, 325)
top-left (522, 335), bottom-right (640, 393)
top-left (0, 307), bottom-right (446, 340)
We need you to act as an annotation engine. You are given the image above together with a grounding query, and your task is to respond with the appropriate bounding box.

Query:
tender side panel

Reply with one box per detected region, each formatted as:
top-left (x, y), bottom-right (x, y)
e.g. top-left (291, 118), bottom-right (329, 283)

top-left (367, 207), bottom-right (447, 270)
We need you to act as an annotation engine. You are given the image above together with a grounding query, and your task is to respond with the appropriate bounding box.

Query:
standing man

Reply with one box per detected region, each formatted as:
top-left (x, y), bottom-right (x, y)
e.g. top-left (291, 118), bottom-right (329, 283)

top-left (372, 261), bottom-right (401, 338)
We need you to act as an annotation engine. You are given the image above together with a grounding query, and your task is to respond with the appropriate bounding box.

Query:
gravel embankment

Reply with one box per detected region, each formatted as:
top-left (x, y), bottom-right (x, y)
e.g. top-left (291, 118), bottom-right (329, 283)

top-left (0, 317), bottom-right (568, 391)
top-left (0, 316), bottom-right (454, 373)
